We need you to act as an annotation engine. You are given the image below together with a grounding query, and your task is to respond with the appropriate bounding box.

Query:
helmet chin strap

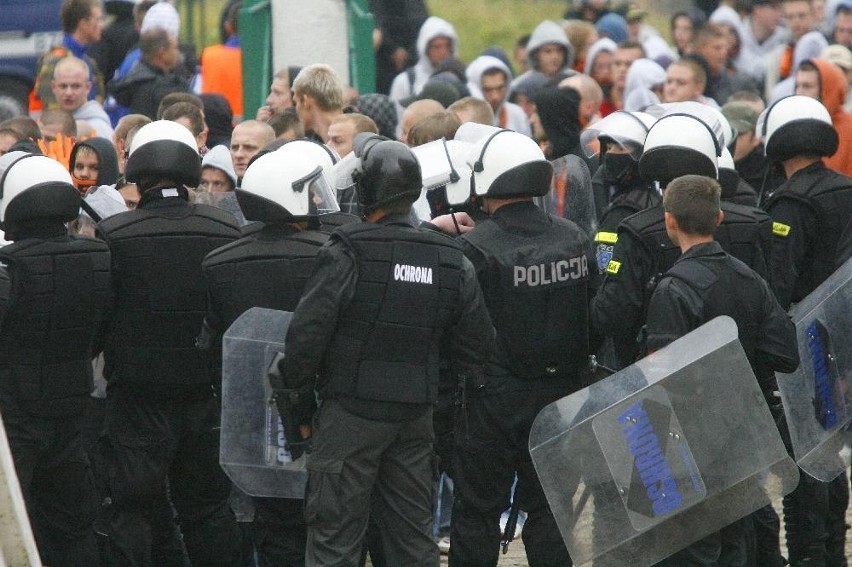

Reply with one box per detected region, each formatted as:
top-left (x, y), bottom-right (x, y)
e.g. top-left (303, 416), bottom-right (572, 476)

top-left (364, 207), bottom-right (387, 223)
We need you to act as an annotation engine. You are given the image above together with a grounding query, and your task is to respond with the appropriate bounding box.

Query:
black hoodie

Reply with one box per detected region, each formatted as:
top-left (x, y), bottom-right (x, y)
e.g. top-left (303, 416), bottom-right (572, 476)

top-left (70, 137), bottom-right (120, 188)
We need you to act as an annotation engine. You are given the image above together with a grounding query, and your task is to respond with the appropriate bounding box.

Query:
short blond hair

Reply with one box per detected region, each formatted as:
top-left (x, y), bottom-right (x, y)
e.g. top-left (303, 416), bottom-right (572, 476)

top-left (293, 64), bottom-right (344, 112)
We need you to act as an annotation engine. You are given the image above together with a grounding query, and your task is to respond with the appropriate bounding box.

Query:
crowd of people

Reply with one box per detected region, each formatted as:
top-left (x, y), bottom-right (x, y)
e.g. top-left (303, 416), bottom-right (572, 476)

top-left (0, 0), bottom-right (851, 566)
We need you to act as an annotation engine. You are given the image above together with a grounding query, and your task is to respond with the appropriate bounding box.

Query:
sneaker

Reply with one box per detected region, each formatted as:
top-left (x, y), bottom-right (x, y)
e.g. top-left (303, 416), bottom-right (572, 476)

top-left (437, 535), bottom-right (451, 555)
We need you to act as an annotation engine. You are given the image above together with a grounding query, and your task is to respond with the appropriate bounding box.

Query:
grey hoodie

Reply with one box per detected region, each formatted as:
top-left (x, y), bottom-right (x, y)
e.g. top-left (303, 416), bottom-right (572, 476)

top-left (511, 20), bottom-right (574, 91)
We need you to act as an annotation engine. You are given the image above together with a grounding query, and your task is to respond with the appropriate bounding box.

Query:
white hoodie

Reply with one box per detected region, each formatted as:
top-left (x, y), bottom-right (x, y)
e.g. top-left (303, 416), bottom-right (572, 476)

top-left (388, 16), bottom-right (459, 107)
top-left (465, 55), bottom-right (531, 137)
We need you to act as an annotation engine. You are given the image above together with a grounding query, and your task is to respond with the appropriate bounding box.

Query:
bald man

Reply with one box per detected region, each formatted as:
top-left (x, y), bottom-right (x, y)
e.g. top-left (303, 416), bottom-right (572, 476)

top-left (51, 56), bottom-right (113, 138)
top-left (399, 99), bottom-right (444, 145)
top-left (560, 73), bottom-right (603, 127)
top-left (230, 120), bottom-right (275, 182)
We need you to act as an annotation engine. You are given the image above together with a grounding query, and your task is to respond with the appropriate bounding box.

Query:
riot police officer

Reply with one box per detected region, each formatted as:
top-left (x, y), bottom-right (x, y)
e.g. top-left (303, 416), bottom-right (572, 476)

top-left (643, 174), bottom-right (800, 567)
top-left (591, 113), bottom-right (772, 369)
top-left (583, 110), bottom-right (660, 244)
top-left (199, 142), bottom-right (341, 566)
top-left (272, 133), bottom-right (494, 567)
top-left (759, 94), bottom-right (852, 567)
top-left (0, 151), bottom-right (111, 565)
top-left (96, 120), bottom-right (242, 566)
top-left (448, 128), bottom-right (597, 567)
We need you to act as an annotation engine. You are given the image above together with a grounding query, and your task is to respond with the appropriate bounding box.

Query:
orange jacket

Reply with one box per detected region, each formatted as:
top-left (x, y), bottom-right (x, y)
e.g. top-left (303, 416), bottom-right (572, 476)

top-left (811, 58), bottom-right (852, 177)
top-left (200, 44), bottom-right (243, 118)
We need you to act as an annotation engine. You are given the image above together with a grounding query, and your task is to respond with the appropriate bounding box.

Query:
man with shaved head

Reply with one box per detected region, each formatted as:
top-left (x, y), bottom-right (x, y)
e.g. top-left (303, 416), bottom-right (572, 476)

top-left (51, 56), bottom-right (113, 138)
top-left (229, 120), bottom-right (275, 184)
top-left (560, 73), bottom-right (603, 128)
top-left (399, 98), bottom-right (443, 145)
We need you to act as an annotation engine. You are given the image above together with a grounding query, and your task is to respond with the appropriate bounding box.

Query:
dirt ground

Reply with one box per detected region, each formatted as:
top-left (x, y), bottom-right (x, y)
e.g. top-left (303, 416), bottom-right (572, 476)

top-left (478, 500), bottom-right (852, 566)
top-left (424, 471), bottom-right (852, 566)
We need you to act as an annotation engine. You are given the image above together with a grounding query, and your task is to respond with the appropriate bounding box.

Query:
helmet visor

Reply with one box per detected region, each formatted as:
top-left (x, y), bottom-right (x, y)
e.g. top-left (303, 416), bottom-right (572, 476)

top-left (296, 167), bottom-right (340, 215)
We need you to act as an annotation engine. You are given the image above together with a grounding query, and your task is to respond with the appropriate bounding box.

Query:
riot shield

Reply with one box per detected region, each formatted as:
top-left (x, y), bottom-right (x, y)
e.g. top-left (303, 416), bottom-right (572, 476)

top-left (535, 154), bottom-right (597, 238)
top-left (221, 307), bottom-right (307, 498)
top-left (529, 316), bottom-right (799, 567)
top-left (776, 257), bottom-right (852, 482)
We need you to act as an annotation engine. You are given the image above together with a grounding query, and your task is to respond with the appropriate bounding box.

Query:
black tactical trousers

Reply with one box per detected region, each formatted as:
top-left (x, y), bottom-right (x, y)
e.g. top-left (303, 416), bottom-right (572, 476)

top-left (304, 399), bottom-right (438, 567)
top-left (251, 497), bottom-right (307, 567)
top-left (449, 382), bottom-right (572, 567)
top-left (3, 407), bottom-right (99, 567)
top-left (98, 385), bottom-right (240, 567)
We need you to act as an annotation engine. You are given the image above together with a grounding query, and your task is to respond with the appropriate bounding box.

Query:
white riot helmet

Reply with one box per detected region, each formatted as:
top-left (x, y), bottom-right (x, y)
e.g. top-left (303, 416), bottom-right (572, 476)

top-left (465, 128), bottom-right (552, 198)
top-left (125, 120), bottom-right (201, 189)
top-left (647, 101), bottom-right (733, 152)
top-left (580, 111), bottom-right (656, 160)
top-left (410, 138), bottom-right (476, 217)
top-left (276, 139), bottom-right (339, 190)
top-left (0, 152), bottom-right (80, 231)
top-left (237, 150), bottom-right (340, 222)
top-left (639, 114), bottom-right (720, 186)
top-left (758, 95), bottom-right (838, 162)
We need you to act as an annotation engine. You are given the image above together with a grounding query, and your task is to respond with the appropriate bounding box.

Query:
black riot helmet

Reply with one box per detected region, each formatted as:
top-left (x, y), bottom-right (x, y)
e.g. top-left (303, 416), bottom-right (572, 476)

top-left (351, 132), bottom-right (422, 216)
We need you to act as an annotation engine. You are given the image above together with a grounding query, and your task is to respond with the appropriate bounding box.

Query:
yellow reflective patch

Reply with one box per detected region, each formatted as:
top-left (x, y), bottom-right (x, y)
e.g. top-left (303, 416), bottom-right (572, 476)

top-left (772, 222), bottom-right (791, 237)
top-left (595, 231), bottom-right (619, 244)
top-left (606, 260), bottom-right (621, 274)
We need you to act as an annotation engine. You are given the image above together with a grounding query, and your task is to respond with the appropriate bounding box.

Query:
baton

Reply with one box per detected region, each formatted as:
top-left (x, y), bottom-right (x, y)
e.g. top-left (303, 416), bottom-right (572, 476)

top-left (501, 486), bottom-right (520, 554)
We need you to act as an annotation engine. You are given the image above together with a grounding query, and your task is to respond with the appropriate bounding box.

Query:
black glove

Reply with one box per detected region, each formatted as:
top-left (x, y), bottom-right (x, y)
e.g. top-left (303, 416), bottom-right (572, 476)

top-left (268, 352), bottom-right (315, 459)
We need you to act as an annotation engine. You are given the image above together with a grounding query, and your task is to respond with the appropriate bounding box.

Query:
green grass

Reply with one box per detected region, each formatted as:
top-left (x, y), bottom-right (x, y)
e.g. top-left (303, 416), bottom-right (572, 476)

top-left (180, 0), bottom-right (675, 70)
top-left (427, 0), bottom-right (566, 63)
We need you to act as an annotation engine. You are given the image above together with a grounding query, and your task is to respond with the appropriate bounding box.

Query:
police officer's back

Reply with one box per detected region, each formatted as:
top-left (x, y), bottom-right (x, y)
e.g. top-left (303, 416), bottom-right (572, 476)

top-left (273, 134), bottom-right (493, 567)
top-left (645, 174), bottom-right (798, 395)
top-left (200, 142), bottom-right (342, 565)
top-left (760, 95), bottom-right (852, 308)
top-left (96, 120), bottom-right (242, 566)
top-left (757, 94), bottom-right (852, 567)
top-left (643, 174), bottom-right (798, 567)
top-left (448, 128), bottom-right (596, 567)
top-left (0, 152), bottom-right (111, 565)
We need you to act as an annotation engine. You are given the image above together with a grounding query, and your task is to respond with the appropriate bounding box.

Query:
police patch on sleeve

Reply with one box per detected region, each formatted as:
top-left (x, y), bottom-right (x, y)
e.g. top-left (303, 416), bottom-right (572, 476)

top-left (606, 260), bottom-right (622, 275)
top-left (595, 232), bottom-right (618, 272)
top-left (597, 243), bottom-right (614, 272)
top-left (772, 222), bottom-right (791, 237)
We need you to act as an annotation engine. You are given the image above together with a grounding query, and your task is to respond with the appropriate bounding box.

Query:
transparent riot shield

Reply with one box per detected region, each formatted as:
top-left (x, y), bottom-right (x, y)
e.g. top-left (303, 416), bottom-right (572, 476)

top-left (529, 316), bottom-right (799, 567)
top-left (776, 258), bottom-right (852, 482)
top-left (535, 154), bottom-right (597, 238)
top-left (221, 307), bottom-right (307, 498)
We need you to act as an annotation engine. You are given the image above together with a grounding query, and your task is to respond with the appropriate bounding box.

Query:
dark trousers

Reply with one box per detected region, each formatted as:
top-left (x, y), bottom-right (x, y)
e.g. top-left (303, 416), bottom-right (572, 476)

top-left (3, 407), bottom-right (99, 567)
top-left (449, 384), bottom-right (572, 567)
top-left (251, 497), bottom-right (307, 567)
top-left (305, 399), bottom-right (438, 567)
top-left (98, 386), bottom-right (240, 567)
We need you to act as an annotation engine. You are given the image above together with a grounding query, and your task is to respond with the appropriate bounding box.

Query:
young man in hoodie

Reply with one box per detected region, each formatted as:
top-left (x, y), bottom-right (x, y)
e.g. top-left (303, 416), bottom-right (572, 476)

top-left (794, 57), bottom-right (852, 177)
top-left (511, 20), bottom-right (574, 93)
top-left (388, 16), bottom-right (458, 112)
top-left (465, 55), bottom-right (531, 136)
top-left (69, 137), bottom-right (119, 195)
